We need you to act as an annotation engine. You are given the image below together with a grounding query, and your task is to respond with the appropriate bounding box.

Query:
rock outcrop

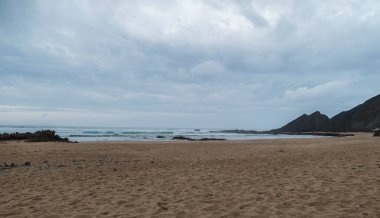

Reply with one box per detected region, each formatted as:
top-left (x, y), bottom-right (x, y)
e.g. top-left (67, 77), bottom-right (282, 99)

top-left (329, 94), bottom-right (380, 132)
top-left (374, 129), bottom-right (380, 137)
top-left (275, 111), bottom-right (331, 132)
top-left (275, 94), bottom-right (380, 132)
top-left (172, 135), bottom-right (226, 141)
top-left (0, 130), bottom-right (70, 142)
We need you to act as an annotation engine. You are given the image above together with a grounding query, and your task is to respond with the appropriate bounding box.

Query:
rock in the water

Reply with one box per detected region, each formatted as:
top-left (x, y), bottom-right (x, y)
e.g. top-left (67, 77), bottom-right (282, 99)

top-left (172, 136), bottom-right (226, 141)
top-left (199, 138), bottom-right (226, 141)
top-left (172, 135), bottom-right (193, 140)
top-left (156, 135), bottom-right (165, 138)
top-left (24, 161), bottom-right (31, 166)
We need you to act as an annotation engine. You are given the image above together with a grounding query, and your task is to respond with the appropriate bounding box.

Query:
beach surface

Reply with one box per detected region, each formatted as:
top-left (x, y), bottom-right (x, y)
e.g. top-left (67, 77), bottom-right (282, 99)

top-left (1, 134), bottom-right (379, 217)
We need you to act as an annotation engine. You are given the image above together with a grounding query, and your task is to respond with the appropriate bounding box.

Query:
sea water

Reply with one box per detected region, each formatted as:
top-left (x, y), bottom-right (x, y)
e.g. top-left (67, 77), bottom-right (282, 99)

top-left (0, 126), bottom-right (323, 142)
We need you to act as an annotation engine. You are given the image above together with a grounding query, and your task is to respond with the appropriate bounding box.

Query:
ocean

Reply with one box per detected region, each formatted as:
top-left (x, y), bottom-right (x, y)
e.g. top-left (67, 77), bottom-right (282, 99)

top-left (0, 126), bottom-right (322, 142)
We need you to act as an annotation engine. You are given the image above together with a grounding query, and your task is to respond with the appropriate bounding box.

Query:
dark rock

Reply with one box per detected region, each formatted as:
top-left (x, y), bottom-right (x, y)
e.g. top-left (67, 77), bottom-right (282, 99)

top-left (194, 129), bottom-right (201, 132)
top-left (0, 130), bottom-right (70, 142)
top-left (172, 135), bottom-right (226, 141)
top-left (274, 94), bottom-right (380, 132)
top-left (199, 138), bottom-right (226, 141)
top-left (374, 128), bottom-right (380, 137)
top-left (330, 94), bottom-right (380, 132)
top-left (172, 135), bottom-right (193, 140)
top-left (275, 111), bottom-right (330, 132)
top-left (10, 163), bottom-right (16, 167)
top-left (156, 135), bottom-right (165, 138)
top-left (219, 129), bottom-right (259, 134)
top-left (24, 161), bottom-right (31, 166)
top-left (43, 160), bottom-right (48, 164)
top-left (157, 202), bottom-right (168, 211)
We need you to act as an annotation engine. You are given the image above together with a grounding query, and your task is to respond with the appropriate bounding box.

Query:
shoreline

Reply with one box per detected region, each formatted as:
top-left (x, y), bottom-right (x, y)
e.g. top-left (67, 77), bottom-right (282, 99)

top-left (0, 126), bottom-right (358, 143)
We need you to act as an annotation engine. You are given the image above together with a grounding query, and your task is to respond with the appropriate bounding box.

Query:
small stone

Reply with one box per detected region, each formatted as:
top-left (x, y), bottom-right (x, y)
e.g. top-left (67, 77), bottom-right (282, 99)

top-left (24, 161), bottom-right (31, 166)
top-left (205, 193), bottom-right (213, 197)
top-left (373, 129), bottom-right (380, 137)
top-left (157, 202), bottom-right (168, 210)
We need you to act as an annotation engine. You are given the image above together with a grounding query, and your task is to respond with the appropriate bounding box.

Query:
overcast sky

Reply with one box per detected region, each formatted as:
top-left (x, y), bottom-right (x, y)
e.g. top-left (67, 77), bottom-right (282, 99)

top-left (1, 0), bottom-right (380, 129)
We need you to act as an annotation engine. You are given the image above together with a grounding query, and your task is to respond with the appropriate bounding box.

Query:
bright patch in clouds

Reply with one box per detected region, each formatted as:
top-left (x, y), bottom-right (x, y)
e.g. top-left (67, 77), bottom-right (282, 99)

top-left (283, 80), bottom-right (351, 101)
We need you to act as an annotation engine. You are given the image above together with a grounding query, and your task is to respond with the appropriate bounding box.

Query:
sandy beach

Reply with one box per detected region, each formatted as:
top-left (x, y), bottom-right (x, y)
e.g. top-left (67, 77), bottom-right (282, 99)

top-left (1, 134), bottom-right (380, 217)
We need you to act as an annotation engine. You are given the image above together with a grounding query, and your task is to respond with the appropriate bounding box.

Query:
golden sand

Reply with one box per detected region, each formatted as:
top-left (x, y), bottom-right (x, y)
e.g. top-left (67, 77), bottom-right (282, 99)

top-left (1, 133), bottom-right (380, 217)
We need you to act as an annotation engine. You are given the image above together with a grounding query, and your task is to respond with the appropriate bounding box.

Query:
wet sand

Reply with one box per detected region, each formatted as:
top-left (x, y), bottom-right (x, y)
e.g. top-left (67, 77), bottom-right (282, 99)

top-left (1, 134), bottom-right (380, 217)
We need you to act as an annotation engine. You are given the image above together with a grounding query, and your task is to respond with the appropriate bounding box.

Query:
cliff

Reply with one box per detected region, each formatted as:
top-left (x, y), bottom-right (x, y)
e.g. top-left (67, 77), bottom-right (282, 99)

top-left (275, 94), bottom-right (380, 132)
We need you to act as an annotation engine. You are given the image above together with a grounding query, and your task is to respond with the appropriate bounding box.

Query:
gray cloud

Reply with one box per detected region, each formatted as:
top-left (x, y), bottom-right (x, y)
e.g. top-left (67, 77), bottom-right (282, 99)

top-left (1, 0), bottom-right (380, 129)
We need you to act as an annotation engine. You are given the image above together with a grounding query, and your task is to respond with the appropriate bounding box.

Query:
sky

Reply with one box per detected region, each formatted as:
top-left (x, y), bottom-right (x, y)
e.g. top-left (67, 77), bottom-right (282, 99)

top-left (1, 0), bottom-right (380, 129)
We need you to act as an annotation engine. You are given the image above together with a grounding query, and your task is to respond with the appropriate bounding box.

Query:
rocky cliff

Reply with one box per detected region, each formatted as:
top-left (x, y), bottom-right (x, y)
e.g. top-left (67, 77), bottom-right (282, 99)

top-left (275, 94), bottom-right (380, 132)
top-left (275, 111), bottom-right (331, 132)
top-left (329, 94), bottom-right (380, 132)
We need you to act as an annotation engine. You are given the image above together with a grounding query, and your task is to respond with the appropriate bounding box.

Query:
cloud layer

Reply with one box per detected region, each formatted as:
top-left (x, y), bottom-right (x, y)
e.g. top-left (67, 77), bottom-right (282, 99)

top-left (1, 0), bottom-right (380, 129)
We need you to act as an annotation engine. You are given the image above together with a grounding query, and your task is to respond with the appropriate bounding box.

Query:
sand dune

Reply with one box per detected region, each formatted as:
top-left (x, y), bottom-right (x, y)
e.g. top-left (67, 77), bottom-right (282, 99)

top-left (1, 134), bottom-right (380, 217)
